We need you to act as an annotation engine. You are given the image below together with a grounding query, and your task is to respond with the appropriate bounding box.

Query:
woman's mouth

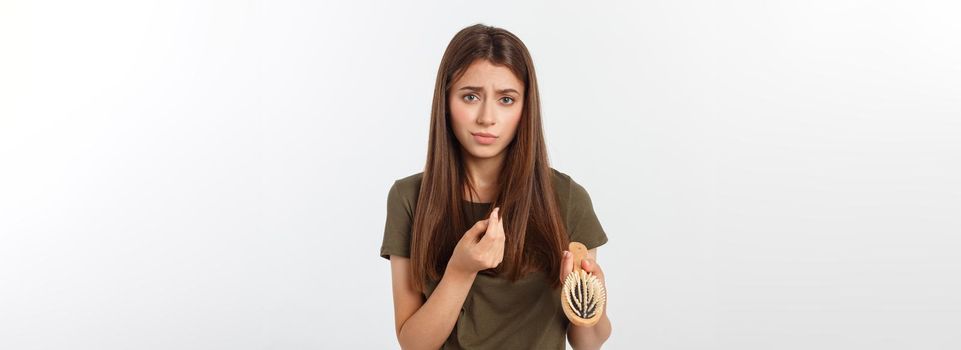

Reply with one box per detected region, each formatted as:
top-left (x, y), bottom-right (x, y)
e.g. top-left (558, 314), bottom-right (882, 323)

top-left (471, 132), bottom-right (497, 145)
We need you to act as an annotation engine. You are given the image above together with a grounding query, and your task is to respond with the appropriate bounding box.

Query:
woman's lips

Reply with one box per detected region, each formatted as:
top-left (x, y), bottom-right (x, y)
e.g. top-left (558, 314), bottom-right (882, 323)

top-left (472, 132), bottom-right (497, 145)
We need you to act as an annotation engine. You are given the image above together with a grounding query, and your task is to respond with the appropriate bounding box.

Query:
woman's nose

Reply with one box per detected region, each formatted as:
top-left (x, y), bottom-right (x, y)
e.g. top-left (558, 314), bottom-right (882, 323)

top-left (476, 100), bottom-right (496, 126)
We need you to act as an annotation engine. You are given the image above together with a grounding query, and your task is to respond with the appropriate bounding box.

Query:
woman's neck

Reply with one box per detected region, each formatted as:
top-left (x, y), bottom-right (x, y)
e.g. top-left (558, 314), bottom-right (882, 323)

top-left (463, 151), bottom-right (505, 202)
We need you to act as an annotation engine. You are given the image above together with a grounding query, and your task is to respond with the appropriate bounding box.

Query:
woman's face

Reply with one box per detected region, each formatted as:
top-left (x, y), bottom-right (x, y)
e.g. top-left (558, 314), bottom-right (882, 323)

top-left (448, 59), bottom-right (524, 161)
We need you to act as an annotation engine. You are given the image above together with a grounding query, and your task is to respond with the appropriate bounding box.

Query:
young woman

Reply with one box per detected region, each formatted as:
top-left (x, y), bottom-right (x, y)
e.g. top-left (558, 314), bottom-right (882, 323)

top-left (380, 24), bottom-right (612, 349)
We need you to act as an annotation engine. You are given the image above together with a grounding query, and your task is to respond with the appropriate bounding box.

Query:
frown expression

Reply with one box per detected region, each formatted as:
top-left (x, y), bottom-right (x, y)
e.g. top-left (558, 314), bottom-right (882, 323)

top-left (448, 59), bottom-right (525, 160)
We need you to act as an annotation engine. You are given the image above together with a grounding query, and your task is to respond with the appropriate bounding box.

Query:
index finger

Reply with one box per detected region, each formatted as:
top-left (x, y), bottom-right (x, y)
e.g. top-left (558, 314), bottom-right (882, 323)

top-left (581, 257), bottom-right (605, 280)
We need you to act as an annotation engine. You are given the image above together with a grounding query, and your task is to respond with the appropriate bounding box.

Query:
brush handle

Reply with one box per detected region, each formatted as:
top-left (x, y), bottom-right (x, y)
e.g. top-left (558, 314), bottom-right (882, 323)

top-left (569, 241), bottom-right (588, 274)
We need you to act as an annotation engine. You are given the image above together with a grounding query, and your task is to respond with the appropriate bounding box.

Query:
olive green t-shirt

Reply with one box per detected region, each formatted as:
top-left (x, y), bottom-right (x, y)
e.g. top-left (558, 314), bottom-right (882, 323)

top-left (379, 168), bottom-right (609, 350)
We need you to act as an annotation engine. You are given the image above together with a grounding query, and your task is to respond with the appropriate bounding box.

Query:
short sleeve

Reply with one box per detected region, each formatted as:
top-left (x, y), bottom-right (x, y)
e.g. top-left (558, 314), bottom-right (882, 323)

top-left (568, 180), bottom-right (609, 250)
top-left (379, 180), bottom-right (413, 260)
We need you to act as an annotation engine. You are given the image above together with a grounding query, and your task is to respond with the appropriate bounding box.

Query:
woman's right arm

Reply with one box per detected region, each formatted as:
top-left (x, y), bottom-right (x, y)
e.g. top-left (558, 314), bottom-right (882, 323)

top-left (390, 207), bottom-right (505, 350)
top-left (390, 256), bottom-right (477, 350)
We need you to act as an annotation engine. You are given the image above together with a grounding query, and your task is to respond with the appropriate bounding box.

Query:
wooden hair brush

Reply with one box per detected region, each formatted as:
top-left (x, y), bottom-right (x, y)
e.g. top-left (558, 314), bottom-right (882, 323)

top-left (561, 241), bottom-right (607, 327)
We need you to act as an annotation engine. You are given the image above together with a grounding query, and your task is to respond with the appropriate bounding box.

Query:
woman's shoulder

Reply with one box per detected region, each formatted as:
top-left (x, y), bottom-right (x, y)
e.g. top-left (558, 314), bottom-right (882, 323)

top-left (549, 167), bottom-right (572, 185)
top-left (393, 171), bottom-right (424, 188)
top-left (549, 167), bottom-right (591, 201)
top-left (389, 171), bottom-right (424, 202)
top-left (549, 167), bottom-right (608, 248)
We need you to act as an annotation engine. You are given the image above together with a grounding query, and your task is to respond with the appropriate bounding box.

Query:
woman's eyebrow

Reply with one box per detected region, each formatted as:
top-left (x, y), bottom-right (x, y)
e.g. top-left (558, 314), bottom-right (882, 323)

top-left (457, 86), bottom-right (520, 95)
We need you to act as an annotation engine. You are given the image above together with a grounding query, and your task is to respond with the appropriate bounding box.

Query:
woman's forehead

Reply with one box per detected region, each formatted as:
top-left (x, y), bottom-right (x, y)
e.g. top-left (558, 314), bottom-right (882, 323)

top-left (452, 60), bottom-right (524, 92)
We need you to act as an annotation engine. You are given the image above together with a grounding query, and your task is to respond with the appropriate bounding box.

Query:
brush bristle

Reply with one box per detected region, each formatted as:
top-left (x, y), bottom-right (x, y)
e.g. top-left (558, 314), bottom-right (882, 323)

top-left (562, 270), bottom-right (606, 319)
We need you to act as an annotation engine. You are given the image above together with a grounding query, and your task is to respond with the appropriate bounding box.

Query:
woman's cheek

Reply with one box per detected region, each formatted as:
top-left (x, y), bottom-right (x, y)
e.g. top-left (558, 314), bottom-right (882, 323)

top-left (448, 102), bottom-right (472, 131)
top-left (502, 110), bottom-right (522, 138)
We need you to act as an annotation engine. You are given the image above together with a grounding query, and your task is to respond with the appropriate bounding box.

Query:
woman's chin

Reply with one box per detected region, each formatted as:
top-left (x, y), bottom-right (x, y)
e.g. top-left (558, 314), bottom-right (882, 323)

top-left (463, 147), bottom-right (503, 160)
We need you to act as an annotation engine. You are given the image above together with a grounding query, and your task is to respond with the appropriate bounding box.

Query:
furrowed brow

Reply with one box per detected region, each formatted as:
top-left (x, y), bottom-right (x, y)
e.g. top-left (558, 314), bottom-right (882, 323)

top-left (457, 86), bottom-right (520, 95)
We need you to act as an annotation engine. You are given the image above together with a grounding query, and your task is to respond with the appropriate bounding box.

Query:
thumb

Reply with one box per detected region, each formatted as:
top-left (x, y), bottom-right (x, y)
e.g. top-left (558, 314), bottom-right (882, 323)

top-left (559, 250), bottom-right (574, 282)
top-left (464, 219), bottom-right (490, 240)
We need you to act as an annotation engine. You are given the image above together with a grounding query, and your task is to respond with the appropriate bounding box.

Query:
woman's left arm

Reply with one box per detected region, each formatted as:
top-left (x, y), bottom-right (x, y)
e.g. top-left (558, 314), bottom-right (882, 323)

top-left (564, 248), bottom-right (612, 350)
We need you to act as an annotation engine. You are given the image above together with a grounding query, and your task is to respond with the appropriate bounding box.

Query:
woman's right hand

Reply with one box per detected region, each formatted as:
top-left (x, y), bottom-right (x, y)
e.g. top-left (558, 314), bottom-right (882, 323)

top-left (446, 207), bottom-right (505, 276)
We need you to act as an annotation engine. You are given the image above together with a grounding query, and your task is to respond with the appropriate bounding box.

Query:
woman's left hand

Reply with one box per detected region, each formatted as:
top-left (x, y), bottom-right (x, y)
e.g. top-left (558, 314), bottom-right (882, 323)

top-left (561, 249), bottom-right (612, 341)
top-left (559, 249), bottom-right (607, 294)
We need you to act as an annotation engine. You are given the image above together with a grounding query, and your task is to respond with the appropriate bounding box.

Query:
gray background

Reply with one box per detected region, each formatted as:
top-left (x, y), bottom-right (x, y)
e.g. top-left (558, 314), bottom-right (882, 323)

top-left (1, 0), bottom-right (959, 349)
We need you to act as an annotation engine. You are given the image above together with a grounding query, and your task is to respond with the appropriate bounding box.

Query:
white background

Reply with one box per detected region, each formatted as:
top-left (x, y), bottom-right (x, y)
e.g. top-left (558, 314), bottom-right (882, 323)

top-left (2, 0), bottom-right (959, 349)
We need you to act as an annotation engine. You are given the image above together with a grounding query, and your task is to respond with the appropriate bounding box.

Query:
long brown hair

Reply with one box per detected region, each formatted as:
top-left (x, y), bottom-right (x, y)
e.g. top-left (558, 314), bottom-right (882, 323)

top-left (409, 24), bottom-right (569, 292)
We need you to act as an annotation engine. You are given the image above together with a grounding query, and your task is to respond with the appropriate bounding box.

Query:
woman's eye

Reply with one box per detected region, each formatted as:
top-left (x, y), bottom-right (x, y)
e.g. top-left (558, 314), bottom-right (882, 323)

top-left (463, 94), bottom-right (478, 102)
top-left (500, 97), bottom-right (514, 104)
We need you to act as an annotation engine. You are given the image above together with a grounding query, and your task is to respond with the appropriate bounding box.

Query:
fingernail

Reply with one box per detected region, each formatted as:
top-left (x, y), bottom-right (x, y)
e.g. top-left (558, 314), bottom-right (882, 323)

top-left (584, 260), bottom-right (591, 266)
top-left (563, 251), bottom-right (570, 258)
